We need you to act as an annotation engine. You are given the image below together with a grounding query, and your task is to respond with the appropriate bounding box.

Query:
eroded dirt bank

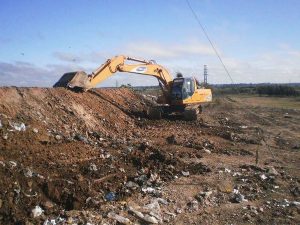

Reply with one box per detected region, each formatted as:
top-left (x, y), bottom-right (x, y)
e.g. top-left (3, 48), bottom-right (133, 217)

top-left (0, 87), bottom-right (299, 224)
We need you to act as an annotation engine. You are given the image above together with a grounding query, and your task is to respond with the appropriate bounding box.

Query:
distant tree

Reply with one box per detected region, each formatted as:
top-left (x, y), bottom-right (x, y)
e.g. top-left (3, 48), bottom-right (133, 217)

top-left (256, 85), bottom-right (299, 96)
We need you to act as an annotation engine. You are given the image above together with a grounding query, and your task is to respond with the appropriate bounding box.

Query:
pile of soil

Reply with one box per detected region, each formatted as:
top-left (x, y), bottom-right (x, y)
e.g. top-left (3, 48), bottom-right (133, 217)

top-left (0, 87), bottom-right (299, 224)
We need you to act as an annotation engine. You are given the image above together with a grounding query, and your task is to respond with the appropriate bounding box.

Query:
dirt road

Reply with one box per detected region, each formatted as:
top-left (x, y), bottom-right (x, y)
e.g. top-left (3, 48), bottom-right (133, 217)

top-left (0, 87), bottom-right (299, 224)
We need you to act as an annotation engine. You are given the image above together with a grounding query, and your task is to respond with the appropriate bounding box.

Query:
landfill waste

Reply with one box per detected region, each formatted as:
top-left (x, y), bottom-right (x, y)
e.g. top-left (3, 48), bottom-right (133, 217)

top-left (232, 189), bottom-right (247, 203)
top-left (0, 87), bottom-right (299, 224)
top-left (108, 212), bottom-right (131, 224)
top-left (89, 163), bottom-right (98, 172)
top-left (32, 205), bottom-right (44, 218)
top-left (105, 192), bottom-right (116, 201)
top-left (128, 199), bottom-right (162, 224)
top-left (10, 122), bottom-right (26, 131)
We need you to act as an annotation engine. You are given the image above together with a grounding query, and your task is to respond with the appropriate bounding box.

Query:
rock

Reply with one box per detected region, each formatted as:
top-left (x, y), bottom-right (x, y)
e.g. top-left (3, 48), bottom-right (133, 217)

top-left (55, 135), bottom-right (62, 140)
top-left (203, 148), bottom-right (211, 154)
top-left (129, 206), bottom-right (144, 219)
top-left (267, 166), bottom-right (279, 176)
top-left (31, 206), bottom-right (44, 218)
top-left (143, 215), bottom-right (159, 224)
top-left (33, 128), bottom-right (39, 133)
top-left (126, 181), bottom-right (139, 189)
top-left (166, 135), bottom-right (177, 144)
top-left (3, 134), bottom-right (8, 140)
top-left (108, 212), bottom-right (131, 224)
top-left (290, 186), bottom-right (300, 197)
top-left (75, 134), bottom-right (88, 143)
top-left (42, 201), bottom-right (54, 210)
top-left (175, 208), bottom-right (182, 214)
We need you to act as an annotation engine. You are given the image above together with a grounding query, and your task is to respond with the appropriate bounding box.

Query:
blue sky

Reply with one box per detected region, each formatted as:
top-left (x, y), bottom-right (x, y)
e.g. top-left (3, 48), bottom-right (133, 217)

top-left (0, 0), bottom-right (300, 86)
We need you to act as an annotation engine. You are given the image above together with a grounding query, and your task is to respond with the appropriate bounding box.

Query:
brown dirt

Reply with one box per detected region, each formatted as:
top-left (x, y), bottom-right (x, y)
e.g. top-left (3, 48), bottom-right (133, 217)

top-left (0, 87), bottom-right (299, 224)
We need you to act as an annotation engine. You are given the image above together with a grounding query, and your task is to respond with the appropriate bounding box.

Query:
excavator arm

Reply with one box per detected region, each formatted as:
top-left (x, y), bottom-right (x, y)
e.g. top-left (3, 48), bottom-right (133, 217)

top-left (54, 55), bottom-right (173, 96)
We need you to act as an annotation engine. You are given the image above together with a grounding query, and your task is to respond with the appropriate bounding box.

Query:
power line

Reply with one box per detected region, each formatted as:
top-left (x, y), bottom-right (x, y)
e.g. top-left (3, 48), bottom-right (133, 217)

top-left (185, 0), bottom-right (234, 84)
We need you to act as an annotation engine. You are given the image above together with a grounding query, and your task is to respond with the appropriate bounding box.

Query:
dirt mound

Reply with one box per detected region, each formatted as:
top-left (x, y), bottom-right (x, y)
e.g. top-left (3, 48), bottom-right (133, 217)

top-left (0, 88), bottom-right (299, 224)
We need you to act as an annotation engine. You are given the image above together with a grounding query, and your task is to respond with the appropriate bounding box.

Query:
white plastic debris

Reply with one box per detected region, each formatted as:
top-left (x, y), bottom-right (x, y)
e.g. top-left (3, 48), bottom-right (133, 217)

top-left (0, 120), bottom-right (2, 128)
top-left (224, 168), bottom-right (231, 173)
top-left (232, 189), bottom-right (247, 203)
top-left (32, 205), bottom-right (44, 218)
top-left (240, 125), bottom-right (248, 129)
top-left (8, 161), bottom-right (17, 169)
top-left (10, 122), bottom-right (26, 131)
top-left (142, 187), bottom-right (157, 194)
top-left (260, 174), bottom-right (268, 180)
top-left (181, 171), bottom-right (190, 176)
top-left (108, 212), bottom-right (131, 224)
top-left (291, 201), bottom-right (300, 206)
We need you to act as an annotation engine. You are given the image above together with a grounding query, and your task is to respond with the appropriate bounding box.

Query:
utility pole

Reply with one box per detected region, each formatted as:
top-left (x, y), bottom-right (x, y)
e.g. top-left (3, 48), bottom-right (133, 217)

top-left (204, 65), bottom-right (208, 85)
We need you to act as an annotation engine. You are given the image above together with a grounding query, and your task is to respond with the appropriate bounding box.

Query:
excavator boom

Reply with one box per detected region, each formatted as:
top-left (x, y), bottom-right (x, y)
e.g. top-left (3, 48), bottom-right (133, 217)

top-left (54, 55), bottom-right (172, 93)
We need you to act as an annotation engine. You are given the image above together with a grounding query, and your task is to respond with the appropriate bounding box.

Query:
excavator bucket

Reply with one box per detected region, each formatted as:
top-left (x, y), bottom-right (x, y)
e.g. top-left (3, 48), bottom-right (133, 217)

top-left (53, 71), bottom-right (92, 90)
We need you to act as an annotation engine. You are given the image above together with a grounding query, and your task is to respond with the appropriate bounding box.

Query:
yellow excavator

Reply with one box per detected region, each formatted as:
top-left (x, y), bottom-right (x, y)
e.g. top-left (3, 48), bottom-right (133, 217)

top-left (54, 55), bottom-right (212, 120)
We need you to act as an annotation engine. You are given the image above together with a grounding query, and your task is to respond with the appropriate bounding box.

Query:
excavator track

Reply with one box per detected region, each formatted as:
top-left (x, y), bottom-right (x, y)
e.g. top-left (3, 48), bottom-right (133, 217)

top-left (147, 106), bottom-right (163, 120)
top-left (183, 105), bottom-right (202, 121)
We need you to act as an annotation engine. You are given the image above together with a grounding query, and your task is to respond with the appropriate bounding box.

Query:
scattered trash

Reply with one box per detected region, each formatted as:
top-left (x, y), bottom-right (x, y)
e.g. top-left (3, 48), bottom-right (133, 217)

top-left (181, 171), bottom-right (190, 177)
top-left (10, 122), bottom-right (26, 131)
top-left (33, 128), bottom-right (39, 133)
top-left (128, 199), bottom-right (162, 224)
top-left (126, 181), bottom-right (139, 189)
top-left (32, 205), bottom-right (44, 218)
top-left (260, 174), bottom-right (268, 180)
top-left (8, 161), bottom-right (17, 169)
top-left (75, 134), bottom-right (88, 143)
top-left (231, 189), bottom-right (247, 203)
top-left (23, 168), bottom-right (33, 178)
top-left (224, 168), bottom-right (231, 173)
top-left (108, 212), bottom-right (131, 224)
top-left (187, 200), bottom-right (199, 211)
top-left (105, 192), bottom-right (116, 201)
top-left (89, 163), bottom-right (97, 172)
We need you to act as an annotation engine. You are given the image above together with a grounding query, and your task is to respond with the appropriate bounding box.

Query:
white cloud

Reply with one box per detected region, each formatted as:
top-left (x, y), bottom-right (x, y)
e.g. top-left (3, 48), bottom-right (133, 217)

top-left (123, 40), bottom-right (215, 59)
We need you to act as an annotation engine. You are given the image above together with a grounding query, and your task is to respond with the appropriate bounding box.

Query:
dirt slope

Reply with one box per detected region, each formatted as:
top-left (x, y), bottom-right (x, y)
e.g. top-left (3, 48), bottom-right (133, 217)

top-left (0, 87), bottom-right (299, 224)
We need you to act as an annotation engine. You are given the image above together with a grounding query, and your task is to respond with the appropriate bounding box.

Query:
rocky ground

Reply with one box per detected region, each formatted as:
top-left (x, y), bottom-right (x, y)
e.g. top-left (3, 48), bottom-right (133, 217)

top-left (0, 87), bottom-right (299, 225)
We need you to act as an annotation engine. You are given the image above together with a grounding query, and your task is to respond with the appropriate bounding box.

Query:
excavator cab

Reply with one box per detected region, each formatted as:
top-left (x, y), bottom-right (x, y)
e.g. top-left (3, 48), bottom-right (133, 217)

top-left (171, 77), bottom-right (195, 102)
